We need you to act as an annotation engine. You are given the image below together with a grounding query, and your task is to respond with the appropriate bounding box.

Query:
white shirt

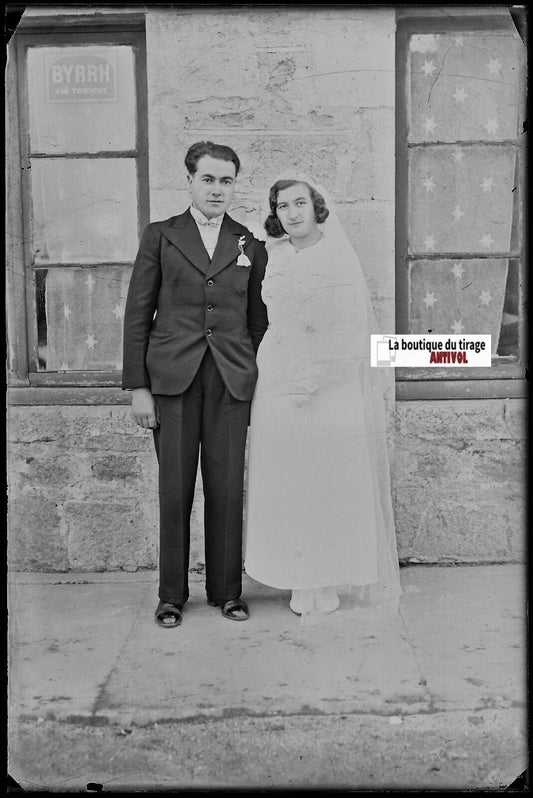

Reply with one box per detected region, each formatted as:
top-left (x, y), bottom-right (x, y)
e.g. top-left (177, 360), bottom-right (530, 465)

top-left (189, 205), bottom-right (223, 259)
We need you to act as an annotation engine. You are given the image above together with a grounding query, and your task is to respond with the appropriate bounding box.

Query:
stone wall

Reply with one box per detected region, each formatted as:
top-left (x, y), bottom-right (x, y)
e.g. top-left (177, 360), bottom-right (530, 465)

top-left (7, 6), bottom-right (526, 571)
top-left (144, 6), bottom-right (397, 331)
top-left (7, 396), bottom-right (526, 572)
top-left (8, 406), bottom-right (160, 572)
top-left (395, 398), bottom-right (526, 563)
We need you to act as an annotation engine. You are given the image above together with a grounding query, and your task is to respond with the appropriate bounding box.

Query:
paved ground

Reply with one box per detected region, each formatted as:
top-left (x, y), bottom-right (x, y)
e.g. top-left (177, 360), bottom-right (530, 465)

top-left (7, 564), bottom-right (527, 791)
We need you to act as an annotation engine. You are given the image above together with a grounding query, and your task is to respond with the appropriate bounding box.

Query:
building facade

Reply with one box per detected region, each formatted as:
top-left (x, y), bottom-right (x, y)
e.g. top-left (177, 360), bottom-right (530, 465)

top-left (6, 5), bottom-right (526, 571)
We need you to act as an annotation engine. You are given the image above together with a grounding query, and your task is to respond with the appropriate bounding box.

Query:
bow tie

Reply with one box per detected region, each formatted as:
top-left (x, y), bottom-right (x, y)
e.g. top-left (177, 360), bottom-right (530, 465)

top-left (196, 217), bottom-right (221, 228)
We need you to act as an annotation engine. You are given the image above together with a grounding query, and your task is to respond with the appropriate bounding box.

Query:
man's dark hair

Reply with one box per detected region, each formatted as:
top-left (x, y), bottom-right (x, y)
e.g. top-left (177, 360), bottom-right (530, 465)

top-left (185, 141), bottom-right (241, 176)
top-left (264, 179), bottom-right (329, 238)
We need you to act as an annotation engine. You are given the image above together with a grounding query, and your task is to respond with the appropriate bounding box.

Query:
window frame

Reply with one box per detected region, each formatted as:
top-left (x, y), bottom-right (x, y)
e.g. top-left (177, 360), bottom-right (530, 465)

top-left (395, 12), bottom-right (527, 400)
top-left (10, 18), bottom-right (149, 391)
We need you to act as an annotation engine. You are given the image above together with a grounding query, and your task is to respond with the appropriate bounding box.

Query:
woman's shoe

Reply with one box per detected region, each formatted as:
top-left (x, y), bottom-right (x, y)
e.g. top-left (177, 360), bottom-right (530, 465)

top-left (289, 589), bottom-right (315, 616)
top-left (290, 587), bottom-right (340, 615)
top-left (315, 586), bottom-right (340, 613)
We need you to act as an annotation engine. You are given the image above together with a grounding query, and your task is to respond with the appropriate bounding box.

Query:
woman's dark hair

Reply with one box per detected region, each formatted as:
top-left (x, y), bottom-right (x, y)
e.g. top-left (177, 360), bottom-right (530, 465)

top-left (185, 141), bottom-right (241, 176)
top-left (264, 179), bottom-right (329, 238)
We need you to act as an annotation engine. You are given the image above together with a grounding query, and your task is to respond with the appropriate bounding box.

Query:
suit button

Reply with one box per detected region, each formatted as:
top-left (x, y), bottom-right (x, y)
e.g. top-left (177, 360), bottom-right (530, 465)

top-left (207, 279), bottom-right (214, 287)
top-left (206, 304), bottom-right (214, 312)
top-left (206, 329), bottom-right (213, 336)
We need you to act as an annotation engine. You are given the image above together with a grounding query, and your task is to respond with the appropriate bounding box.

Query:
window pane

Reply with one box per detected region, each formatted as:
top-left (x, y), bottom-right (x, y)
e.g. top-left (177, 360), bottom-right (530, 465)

top-left (31, 158), bottom-right (139, 264)
top-left (408, 258), bottom-right (517, 357)
top-left (408, 145), bottom-right (517, 254)
top-left (27, 45), bottom-right (136, 153)
top-left (408, 32), bottom-right (522, 143)
top-left (497, 259), bottom-right (520, 358)
top-left (35, 266), bottom-right (131, 371)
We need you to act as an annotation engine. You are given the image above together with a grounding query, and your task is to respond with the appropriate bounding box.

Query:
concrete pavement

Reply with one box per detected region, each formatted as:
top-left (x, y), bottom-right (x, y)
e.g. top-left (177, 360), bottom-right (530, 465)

top-left (7, 564), bottom-right (527, 791)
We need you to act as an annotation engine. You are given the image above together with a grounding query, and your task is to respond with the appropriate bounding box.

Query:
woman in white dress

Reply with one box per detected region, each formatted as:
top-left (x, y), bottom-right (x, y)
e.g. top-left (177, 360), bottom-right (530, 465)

top-left (244, 173), bottom-right (401, 616)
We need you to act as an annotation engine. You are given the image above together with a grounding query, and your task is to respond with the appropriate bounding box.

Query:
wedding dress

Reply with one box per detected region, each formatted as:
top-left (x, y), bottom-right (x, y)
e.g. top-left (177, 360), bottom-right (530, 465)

top-left (244, 175), bottom-right (401, 611)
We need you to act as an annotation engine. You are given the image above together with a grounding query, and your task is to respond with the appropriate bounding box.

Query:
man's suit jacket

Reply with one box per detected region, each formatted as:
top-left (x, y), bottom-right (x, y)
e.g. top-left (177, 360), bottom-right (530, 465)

top-left (122, 209), bottom-right (268, 401)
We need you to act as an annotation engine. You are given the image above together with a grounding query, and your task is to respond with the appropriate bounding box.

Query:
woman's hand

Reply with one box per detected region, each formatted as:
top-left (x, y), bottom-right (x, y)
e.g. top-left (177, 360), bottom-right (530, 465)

top-left (130, 388), bottom-right (159, 429)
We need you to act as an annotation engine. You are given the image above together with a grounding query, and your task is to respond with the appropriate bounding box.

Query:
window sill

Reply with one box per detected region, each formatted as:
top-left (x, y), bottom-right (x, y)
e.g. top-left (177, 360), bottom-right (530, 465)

top-left (8, 381), bottom-right (526, 405)
top-left (8, 386), bottom-right (130, 406)
top-left (396, 378), bottom-right (526, 401)
top-left (395, 360), bottom-right (527, 400)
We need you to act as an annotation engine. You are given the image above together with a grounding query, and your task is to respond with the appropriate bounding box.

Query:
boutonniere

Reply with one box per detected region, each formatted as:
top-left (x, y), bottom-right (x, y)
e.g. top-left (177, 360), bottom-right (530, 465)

top-left (236, 235), bottom-right (251, 267)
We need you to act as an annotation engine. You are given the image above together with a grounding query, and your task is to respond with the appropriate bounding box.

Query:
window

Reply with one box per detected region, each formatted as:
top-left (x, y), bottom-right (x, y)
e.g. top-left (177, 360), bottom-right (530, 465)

top-left (396, 13), bottom-right (526, 399)
top-left (13, 23), bottom-right (148, 387)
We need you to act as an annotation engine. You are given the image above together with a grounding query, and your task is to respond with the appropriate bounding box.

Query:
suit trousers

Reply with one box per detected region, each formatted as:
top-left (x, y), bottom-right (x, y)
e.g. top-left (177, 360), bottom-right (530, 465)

top-left (153, 348), bottom-right (250, 606)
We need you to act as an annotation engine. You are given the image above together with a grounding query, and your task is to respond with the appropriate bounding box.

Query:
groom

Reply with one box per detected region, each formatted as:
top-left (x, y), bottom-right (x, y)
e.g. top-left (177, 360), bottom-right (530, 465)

top-left (122, 141), bottom-right (268, 628)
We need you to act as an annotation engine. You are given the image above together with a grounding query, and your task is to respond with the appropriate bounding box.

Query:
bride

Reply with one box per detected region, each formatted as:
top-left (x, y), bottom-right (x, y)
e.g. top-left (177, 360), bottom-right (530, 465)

top-left (244, 173), bottom-right (401, 616)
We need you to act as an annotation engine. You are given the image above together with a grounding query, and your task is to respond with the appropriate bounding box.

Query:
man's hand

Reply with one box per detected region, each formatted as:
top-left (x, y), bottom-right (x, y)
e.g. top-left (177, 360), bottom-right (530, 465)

top-left (131, 388), bottom-right (159, 429)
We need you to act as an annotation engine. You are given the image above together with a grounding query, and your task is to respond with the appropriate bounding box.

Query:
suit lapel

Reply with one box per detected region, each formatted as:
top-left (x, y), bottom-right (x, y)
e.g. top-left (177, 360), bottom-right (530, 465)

top-left (160, 210), bottom-right (210, 275)
top-left (208, 214), bottom-right (249, 279)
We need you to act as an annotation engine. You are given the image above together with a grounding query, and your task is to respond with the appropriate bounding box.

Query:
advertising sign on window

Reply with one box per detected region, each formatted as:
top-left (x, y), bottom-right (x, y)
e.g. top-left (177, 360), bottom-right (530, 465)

top-left (46, 50), bottom-right (118, 102)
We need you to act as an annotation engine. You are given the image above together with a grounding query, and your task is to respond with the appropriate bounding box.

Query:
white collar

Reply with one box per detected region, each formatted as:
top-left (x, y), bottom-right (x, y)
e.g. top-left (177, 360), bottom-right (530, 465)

top-left (190, 205), bottom-right (223, 228)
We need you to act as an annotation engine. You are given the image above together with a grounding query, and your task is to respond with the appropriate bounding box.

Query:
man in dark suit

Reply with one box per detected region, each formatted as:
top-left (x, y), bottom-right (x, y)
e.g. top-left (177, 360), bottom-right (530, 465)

top-left (122, 141), bottom-right (268, 628)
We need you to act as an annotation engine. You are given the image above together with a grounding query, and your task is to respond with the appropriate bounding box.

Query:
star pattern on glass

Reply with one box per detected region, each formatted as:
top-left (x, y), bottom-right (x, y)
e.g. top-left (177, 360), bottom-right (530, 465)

top-left (452, 205), bottom-right (465, 222)
top-left (453, 87), bottom-right (468, 104)
top-left (112, 304), bottom-right (125, 320)
top-left (451, 319), bottom-right (464, 335)
top-left (452, 262), bottom-right (465, 279)
top-left (486, 57), bottom-right (502, 75)
top-left (86, 273), bottom-right (95, 293)
top-left (63, 304), bottom-right (72, 320)
top-left (480, 233), bottom-right (495, 249)
top-left (422, 117), bottom-right (437, 135)
top-left (424, 234), bottom-right (437, 251)
top-left (409, 39), bottom-right (520, 341)
top-left (421, 59), bottom-right (437, 76)
top-left (484, 118), bottom-right (499, 135)
top-left (85, 334), bottom-right (98, 350)
top-left (480, 176), bottom-right (494, 193)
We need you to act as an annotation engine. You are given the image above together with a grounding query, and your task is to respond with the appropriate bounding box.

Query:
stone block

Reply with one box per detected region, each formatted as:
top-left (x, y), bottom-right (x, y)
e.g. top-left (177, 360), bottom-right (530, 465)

top-left (64, 501), bottom-right (158, 572)
top-left (395, 485), bottom-right (524, 563)
top-left (459, 440), bottom-right (525, 484)
top-left (151, 126), bottom-right (393, 218)
top-left (14, 454), bottom-right (71, 490)
top-left (7, 409), bottom-right (68, 444)
top-left (394, 399), bottom-right (526, 563)
top-left (394, 438), bottom-right (525, 490)
top-left (7, 401), bottom-right (207, 571)
top-left (90, 454), bottom-right (141, 481)
top-left (146, 7), bottom-right (395, 133)
top-left (8, 406), bottom-right (154, 456)
top-left (8, 494), bottom-right (68, 571)
top-left (395, 399), bottom-right (527, 442)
